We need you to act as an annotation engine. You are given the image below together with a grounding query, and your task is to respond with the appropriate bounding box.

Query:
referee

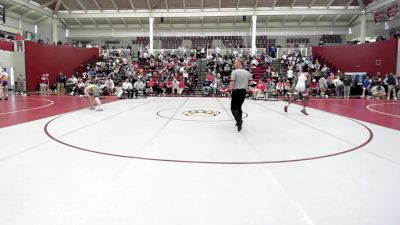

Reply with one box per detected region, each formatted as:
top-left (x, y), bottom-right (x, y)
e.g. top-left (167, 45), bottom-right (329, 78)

top-left (229, 58), bottom-right (252, 131)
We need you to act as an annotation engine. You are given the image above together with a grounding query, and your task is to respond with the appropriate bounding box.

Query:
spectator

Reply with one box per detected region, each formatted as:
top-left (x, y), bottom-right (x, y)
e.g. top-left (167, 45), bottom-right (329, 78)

top-left (343, 74), bottom-right (352, 98)
top-left (383, 73), bottom-right (398, 100)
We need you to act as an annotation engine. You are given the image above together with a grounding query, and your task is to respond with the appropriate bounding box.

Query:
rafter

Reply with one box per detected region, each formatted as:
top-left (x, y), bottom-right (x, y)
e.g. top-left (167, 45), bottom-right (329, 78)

top-left (201, 0), bottom-right (203, 11)
top-left (121, 17), bottom-right (127, 25)
top-left (75, 0), bottom-right (87, 11)
top-left (309, 0), bottom-right (316, 7)
top-left (183, 0), bottom-right (186, 11)
top-left (219, 0), bottom-right (221, 10)
top-left (348, 14), bottom-right (358, 25)
top-left (272, 0), bottom-right (278, 8)
top-left (151, 0), bottom-right (163, 9)
top-left (111, 0), bottom-right (119, 11)
top-left (165, 0), bottom-right (169, 10)
top-left (35, 15), bottom-right (48, 23)
top-left (332, 15), bottom-right (341, 24)
top-left (74, 18), bottom-right (83, 28)
top-left (61, 1), bottom-right (70, 12)
top-left (316, 15), bottom-right (323, 22)
top-left (5, 5), bottom-right (20, 13)
top-left (357, 0), bottom-right (365, 9)
top-left (327, 0), bottom-right (335, 8)
top-left (90, 18), bottom-right (97, 25)
top-left (8, 0), bottom-right (52, 17)
top-left (92, 0), bottom-right (102, 11)
top-left (345, 0), bottom-right (353, 8)
top-left (58, 9), bottom-right (362, 19)
top-left (290, 0), bottom-right (297, 7)
top-left (41, 0), bottom-right (57, 8)
top-left (54, 0), bottom-right (62, 13)
top-left (299, 14), bottom-right (306, 23)
top-left (128, 0), bottom-right (136, 11)
top-left (236, 0), bottom-right (241, 10)
top-left (146, 0), bottom-right (152, 10)
top-left (21, 10), bottom-right (35, 19)
top-left (254, 0), bottom-right (259, 8)
top-left (105, 17), bottom-right (112, 27)
top-left (136, 17), bottom-right (142, 26)
top-left (282, 15), bottom-right (288, 23)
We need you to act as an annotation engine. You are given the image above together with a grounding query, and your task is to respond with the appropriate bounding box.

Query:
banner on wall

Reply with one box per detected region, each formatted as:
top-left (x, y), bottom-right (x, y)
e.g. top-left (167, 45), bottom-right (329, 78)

top-left (387, 4), bottom-right (398, 20)
top-left (374, 11), bottom-right (385, 24)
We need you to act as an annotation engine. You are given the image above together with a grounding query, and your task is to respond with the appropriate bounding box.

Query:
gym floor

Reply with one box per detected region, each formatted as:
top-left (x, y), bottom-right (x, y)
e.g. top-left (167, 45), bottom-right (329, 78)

top-left (0, 96), bottom-right (399, 225)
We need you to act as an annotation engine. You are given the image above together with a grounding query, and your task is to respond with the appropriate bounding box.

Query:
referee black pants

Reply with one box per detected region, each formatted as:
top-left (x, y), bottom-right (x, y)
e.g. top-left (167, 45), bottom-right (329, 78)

top-left (231, 89), bottom-right (246, 122)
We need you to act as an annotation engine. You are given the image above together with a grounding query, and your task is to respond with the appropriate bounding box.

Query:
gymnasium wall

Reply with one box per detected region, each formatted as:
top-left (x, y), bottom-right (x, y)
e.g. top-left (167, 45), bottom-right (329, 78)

top-left (25, 41), bottom-right (99, 91)
top-left (312, 38), bottom-right (398, 76)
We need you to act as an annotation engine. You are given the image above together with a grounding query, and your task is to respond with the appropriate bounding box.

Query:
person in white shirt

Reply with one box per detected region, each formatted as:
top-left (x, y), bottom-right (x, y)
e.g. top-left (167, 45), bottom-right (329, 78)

top-left (284, 65), bottom-right (311, 115)
top-left (104, 77), bottom-right (115, 95)
top-left (333, 77), bottom-right (344, 98)
top-left (133, 78), bottom-right (146, 98)
top-left (122, 79), bottom-right (133, 98)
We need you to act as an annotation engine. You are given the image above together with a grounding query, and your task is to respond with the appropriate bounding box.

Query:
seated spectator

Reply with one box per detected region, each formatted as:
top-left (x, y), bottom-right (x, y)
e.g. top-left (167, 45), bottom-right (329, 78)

top-left (264, 78), bottom-right (277, 100)
top-left (309, 79), bottom-right (318, 96)
top-left (122, 78), bottom-right (133, 98)
top-left (318, 75), bottom-right (328, 98)
top-left (133, 78), bottom-right (146, 98)
top-left (276, 79), bottom-right (284, 96)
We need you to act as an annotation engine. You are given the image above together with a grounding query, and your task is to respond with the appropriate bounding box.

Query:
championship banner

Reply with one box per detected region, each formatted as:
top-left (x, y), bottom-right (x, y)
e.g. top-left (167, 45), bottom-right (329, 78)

top-left (387, 4), bottom-right (398, 20)
top-left (374, 11), bottom-right (385, 24)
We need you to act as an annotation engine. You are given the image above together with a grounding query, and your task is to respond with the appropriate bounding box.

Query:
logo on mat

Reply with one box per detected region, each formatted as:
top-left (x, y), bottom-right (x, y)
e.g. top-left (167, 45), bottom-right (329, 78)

top-left (183, 109), bottom-right (221, 117)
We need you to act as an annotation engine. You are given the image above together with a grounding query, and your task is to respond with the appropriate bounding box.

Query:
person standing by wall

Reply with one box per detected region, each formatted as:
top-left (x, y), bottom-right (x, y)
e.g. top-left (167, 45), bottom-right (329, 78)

top-left (383, 73), bottom-right (398, 100)
top-left (229, 58), bottom-right (252, 132)
top-left (0, 68), bottom-right (9, 100)
top-left (15, 73), bottom-right (25, 95)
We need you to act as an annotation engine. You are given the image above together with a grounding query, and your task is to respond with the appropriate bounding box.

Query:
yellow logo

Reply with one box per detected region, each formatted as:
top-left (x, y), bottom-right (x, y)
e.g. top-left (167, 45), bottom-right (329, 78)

top-left (183, 109), bottom-right (221, 117)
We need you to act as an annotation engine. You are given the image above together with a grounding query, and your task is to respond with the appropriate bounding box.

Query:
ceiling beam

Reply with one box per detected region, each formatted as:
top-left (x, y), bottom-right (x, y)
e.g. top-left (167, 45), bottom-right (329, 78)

top-left (183, 0), bottom-right (186, 11)
top-left (128, 0), bottom-right (136, 11)
top-left (327, 0), bottom-right (335, 8)
top-left (5, 4), bottom-right (20, 13)
top-left (105, 18), bottom-right (113, 28)
top-left (332, 14), bottom-right (341, 24)
top-left (357, 0), bottom-right (365, 9)
top-left (41, 0), bottom-right (57, 8)
top-left (92, 0), bottom-right (102, 11)
top-left (61, 1), bottom-right (70, 12)
top-left (290, 0), bottom-right (297, 8)
top-left (111, 0), bottom-right (119, 11)
top-left (366, 0), bottom-right (398, 13)
top-left (35, 15), bottom-right (48, 23)
top-left (254, 0), bottom-right (259, 8)
top-left (309, 0), bottom-right (316, 7)
top-left (8, 0), bottom-right (53, 17)
top-left (90, 18), bottom-right (97, 25)
top-left (146, 0), bottom-right (152, 9)
top-left (345, 0), bottom-right (353, 8)
top-left (299, 14), bottom-right (305, 23)
top-left (272, 0), bottom-right (278, 9)
top-left (58, 8), bottom-right (362, 19)
top-left (236, 0), bottom-right (241, 9)
top-left (201, 0), bottom-right (203, 11)
top-left (121, 17), bottom-right (127, 25)
top-left (21, 10), bottom-right (35, 19)
top-left (316, 15), bottom-right (323, 22)
top-left (54, 0), bottom-right (63, 13)
top-left (219, 0), bottom-right (222, 10)
top-left (348, 14), bottom-right (358, 25)
top-left (282, 15), bottom-right (288, 22)
top-left (75, 0), bottom-right (87, 11)
top-left (75, 18), bottom-right (83, 28)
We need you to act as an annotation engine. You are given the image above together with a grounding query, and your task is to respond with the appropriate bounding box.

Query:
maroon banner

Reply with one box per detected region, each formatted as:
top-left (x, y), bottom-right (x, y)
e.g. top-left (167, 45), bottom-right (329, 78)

top-left (374, 11), bottom-right (385, 24)
top-left (387, 4), bottom-right (398, 20)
